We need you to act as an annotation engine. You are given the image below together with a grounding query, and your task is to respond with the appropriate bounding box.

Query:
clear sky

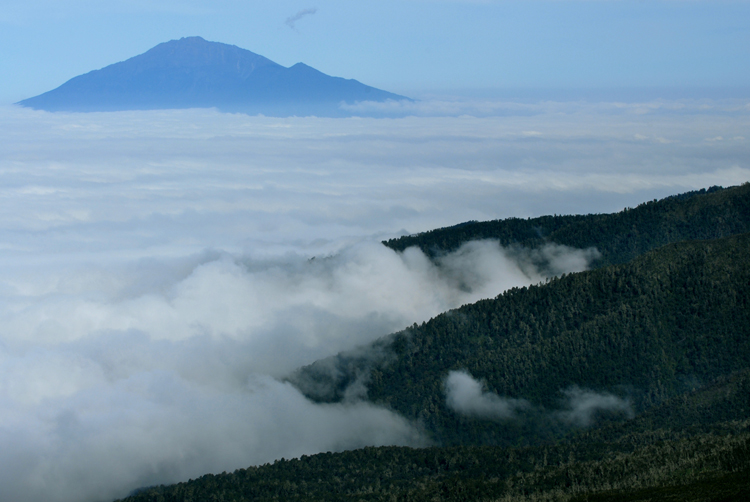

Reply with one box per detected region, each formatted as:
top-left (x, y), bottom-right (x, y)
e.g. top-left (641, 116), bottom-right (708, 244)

top-left (3, 0), bottom-right (750, 103)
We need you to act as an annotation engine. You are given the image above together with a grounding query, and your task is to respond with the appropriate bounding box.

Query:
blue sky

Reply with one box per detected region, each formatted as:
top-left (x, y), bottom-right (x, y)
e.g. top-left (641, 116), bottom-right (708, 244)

top-left (2, 0), bottom-right (750, 103)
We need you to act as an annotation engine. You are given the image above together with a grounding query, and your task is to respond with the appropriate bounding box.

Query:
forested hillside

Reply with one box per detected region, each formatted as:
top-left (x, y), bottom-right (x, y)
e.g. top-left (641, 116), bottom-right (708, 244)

top-left (117, 418), bottom-right (750, 502)
top-left (120, 366), bottom-right (750, 501)
top-left (384, 183), bottom-right (750, 267)
top-left (114, 185), bottom-right (750, 502)
top-left (292, 233), bottom-right (750, 446)
top-left (117, 370), bottom-right (750, 502)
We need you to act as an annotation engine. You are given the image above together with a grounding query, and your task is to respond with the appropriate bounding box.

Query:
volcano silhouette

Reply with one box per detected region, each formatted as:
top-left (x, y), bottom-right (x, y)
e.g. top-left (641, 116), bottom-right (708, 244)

top-left (18, 37), bottom-right (410, 117)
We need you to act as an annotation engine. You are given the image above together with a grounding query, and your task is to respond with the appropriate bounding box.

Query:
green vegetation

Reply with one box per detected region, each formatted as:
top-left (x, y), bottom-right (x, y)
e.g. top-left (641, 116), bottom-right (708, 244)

top-left (114, 185), bottom-right (750, 502)
top-left (383, 183), bottom-right (750, 268)
top-left (120, 367), bottom-right (750, 501)
top-left (116, 418), bottom-right (750, 502)
top-left (294, 233), bottom-right (750, 446)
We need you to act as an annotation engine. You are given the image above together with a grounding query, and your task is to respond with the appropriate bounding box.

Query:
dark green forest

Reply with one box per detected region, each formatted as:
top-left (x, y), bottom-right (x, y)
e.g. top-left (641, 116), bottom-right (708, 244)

top-left (121, 369), bottom-right (750, 501)
top-left (118, 419), bottom-right (750, 502)
top-left (292, 232), bottom-right (750, 446)
top-left (116, 184), bottom-right (750, 502)
top-left (384, 183), bottom-right (750, 268)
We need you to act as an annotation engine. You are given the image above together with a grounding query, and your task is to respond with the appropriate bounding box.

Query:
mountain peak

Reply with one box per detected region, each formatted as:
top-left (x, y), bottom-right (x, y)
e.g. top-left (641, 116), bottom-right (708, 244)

top-left (132, 36), bottom-right (280, 76)
top-left (17, 37), bottom-right (409, 116)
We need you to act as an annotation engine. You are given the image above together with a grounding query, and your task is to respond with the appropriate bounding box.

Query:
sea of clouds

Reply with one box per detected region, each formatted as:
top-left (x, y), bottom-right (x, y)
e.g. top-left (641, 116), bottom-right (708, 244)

top-left (0, 99), bottom-right (748, 502)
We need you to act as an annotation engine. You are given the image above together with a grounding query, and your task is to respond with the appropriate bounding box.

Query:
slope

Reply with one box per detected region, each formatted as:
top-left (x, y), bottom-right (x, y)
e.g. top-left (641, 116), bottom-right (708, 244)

top-left (292, 232), bottom-right (750, 446)
top-left (116, 369), bottom-right (750, 501)
top-left (112, 188), bottom-right (750, 501)
top-left (115, 419), bottom-right (750, 502)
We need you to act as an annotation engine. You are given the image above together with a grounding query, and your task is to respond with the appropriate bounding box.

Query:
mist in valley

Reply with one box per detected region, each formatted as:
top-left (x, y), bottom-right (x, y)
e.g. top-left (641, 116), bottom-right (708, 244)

top-left (0, 100), bottom-right (748, 502)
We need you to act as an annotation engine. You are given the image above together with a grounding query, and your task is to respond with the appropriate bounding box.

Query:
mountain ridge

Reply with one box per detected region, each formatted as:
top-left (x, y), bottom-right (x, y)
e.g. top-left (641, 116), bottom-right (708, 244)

top-left (383, 184), bottom-right (750, 268)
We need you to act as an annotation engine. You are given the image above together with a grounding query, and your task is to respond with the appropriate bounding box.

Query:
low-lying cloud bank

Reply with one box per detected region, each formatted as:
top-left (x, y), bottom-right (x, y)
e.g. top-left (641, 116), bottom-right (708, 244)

top-left (445, 371), bottom-right (634, 426)
top-left (0, 239), bottom-right (599, 502)
top-left (342, 94), bottom-right (750, 118)
top-left (1, 102), bottom-right (748, 266)
top-left (0, 101), bottom-right (746, 502)
top-left (0, 240), bottom-right (596, 371)
top-left (0, 374), bottom-right (425, 502)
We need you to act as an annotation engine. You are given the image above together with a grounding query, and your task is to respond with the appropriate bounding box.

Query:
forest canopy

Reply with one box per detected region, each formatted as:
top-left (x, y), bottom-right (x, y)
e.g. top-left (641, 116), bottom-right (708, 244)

top-left (118, 184), bottom-right (750, 502)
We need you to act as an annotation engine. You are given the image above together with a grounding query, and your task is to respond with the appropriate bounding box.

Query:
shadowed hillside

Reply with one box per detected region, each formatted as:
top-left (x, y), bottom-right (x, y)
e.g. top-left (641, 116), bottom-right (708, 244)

top-left (293, 233), bottom-right (750, 446)
top-left (116, 418), bottom-right (750, 502)
top-left (113, 185), bottom-right (750, 502)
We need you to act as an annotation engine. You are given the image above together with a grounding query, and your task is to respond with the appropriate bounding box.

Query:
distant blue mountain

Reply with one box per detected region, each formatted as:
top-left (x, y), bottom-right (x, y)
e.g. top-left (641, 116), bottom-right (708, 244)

top-left (17, 37), bottom-right (410, 117)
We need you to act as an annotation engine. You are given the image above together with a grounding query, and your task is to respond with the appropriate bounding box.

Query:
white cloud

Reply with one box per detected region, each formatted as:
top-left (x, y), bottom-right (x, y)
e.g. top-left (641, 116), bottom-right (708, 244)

top-left (556, 386), bottom-right (634, 426)
top-left (445, 374), bottom-right (635, 428)
top-left (0, 235), bottom-right (602, 501)
top-left (0, 101), bottom-right (747, 501)
top-left (0, 373), bottom-right (426, 502)
top-left (445, 370), bottom-right (529, 420)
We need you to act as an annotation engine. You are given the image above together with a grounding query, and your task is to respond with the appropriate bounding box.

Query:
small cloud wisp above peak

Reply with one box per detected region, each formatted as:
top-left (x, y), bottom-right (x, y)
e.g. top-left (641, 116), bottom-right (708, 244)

top-left (286, 7), bottom-right (317, 30)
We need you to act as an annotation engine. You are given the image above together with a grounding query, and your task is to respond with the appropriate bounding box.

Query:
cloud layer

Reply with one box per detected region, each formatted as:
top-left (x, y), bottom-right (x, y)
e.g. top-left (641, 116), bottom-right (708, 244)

top-left (0, 238), bottom-right (600, 502)
top-left (0, 101), bottom-right (747, 501)
top-left (0, 373), bottom-right (425, 502)
top-left (1, 102), bottom-right (748, 266)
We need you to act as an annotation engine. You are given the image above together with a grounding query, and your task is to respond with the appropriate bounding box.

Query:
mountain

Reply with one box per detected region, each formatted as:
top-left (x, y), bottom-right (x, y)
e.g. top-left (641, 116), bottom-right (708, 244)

top-left (16, 37), bottom-right (410, 116)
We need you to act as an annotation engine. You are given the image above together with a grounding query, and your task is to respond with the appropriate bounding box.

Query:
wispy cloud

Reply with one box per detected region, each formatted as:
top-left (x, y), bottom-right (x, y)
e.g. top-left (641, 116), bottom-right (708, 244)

top-left (445, 370), bottom-right (529, 420)
top-left (0, 239), bottom-right (599, 502)
top-left (445, 373), bottom-right (634, 428)
top-left (556, 386), bottom-right (634, 426)
top-left (286, 7), bottom-right (317, 29)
